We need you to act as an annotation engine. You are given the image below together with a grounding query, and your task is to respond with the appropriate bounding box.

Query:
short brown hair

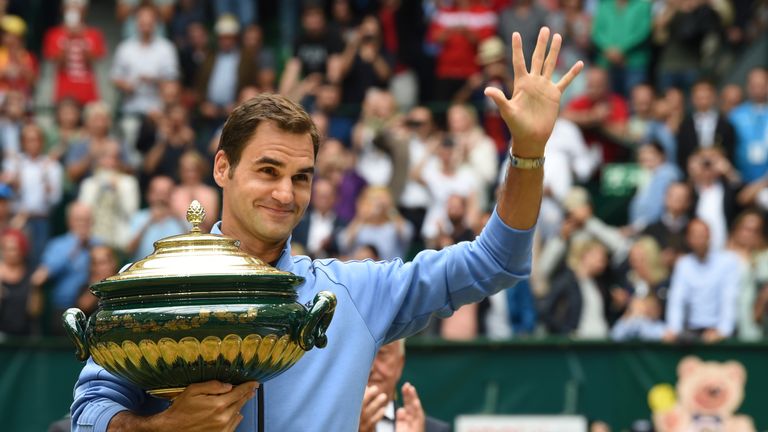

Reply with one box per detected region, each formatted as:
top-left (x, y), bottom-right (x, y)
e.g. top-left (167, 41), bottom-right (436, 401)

top-left (218, 93), bottom-right (320, 170)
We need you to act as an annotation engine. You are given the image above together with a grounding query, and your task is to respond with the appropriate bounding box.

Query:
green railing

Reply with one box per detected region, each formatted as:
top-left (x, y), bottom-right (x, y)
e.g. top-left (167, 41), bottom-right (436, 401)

top-left (2, 337), bottom-right (768, 431)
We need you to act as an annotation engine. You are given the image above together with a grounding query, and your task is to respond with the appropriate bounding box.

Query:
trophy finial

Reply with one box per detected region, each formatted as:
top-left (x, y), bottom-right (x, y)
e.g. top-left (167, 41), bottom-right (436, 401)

top-left (186, 200), bottom-right (206, 233)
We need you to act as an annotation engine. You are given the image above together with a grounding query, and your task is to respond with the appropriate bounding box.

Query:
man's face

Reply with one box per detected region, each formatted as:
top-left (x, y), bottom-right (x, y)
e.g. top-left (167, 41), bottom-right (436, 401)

top-left (665, 184), bottom-right (691, 216)
top-left (148, 177), bottom-right (174, 207)
top-left (68, 204), bottom-right (92, 240)
top-left (691, 83), bottom-right (716, 112)
top-left (312, 179), bottom-right (335, 214)
top-left (136, 8), bottom-right (156, 39)
top-left (368, 342), bottom-right (404, 400)
top-left (215, 121), bottom-right (314, 247)
top-left (637, 145), bottom-right (663, 170)
top-left (686, 220), bottom-right (710, 257)
top-left (746, 69), bottom-right (768, 104)
top-left (586, 69), bottom-right (608, 101)
top-left (631, 85), bottom-right (654, 117)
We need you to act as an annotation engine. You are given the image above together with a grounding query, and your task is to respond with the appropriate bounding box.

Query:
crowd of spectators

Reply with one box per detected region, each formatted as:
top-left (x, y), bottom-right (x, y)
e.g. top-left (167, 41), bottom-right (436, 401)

top-left (0, 0), bottom-right (766, 345)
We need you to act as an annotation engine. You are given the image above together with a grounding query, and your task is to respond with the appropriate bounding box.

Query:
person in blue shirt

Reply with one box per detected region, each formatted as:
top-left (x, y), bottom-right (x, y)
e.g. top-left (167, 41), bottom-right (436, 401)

top-left (71, 28), bottom-right (584, 432)
top-left (729, 67), bottom-right (768, 183)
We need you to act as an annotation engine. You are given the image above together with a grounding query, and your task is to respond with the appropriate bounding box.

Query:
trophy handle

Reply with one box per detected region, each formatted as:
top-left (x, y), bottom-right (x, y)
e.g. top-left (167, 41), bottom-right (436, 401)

top-left (298, 291), bottom-right (337, 350)
top-left (63, 308), bottom-right (90, 361)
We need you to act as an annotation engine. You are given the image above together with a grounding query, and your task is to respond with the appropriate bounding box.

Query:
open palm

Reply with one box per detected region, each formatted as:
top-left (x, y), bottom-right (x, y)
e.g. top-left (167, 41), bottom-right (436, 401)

top-left (485, 27), bottom-right (583, 158)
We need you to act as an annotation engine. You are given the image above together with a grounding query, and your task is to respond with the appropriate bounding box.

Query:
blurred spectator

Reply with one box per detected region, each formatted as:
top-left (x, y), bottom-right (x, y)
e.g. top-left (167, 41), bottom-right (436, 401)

top-left (293, 177), bottom-right (345, 259)
top-left (676, 79), bottom-right (736, 169)
top-left (279, 4), bottom-right (344, 101)
top-left (178, 21), bottom-right (209, 90)
top-left (454, 36), bottom-right (513, 157)
top-left (352, 88), bottom-right (400, 189)
top-left (426, 0), bottom-right (496, 101)
top-left (0, 90), bottom-right (27, 158)
top-left (77, 142), bottom-right (140, 250)
top-left (348, 243), bottom-right (380, 261)
top-left (116, 0), bottom-right (174, 39)
top-left (729, 67), bottom-right (768, 183)
top-left (642, 182), bottom-right (692, 270)
top-left (0, 15), bottom-right (37, 95)
top-left (43, 98), bottom-right (85, 162)
top-left (126, 175), bottom-right (186, 262)
top-left (653, 0), bottom-right (721, 93)
top-left (2, 123), bottom-right (63, 265)
top-left (42, 0), bottom-right (107, 105)
top-left (205, 84), bottom-right (262, 159)
top-left (170, 150), bottom-right (218, 233)
top-left (610, 295), bottom-right (666, 341)
top-left (241, 24), bottom-right (277, 93)
top-left (142, 104), bottom-right (195, 182)
top-left (359, 340), bottom-right (451, 432)
top-left (447, 103), bottom-right (498, 210)
top-left (213, 0), bottom-right (254, 29)
top-left (395, 105), bottom-right (439, 240)
top-left (30, 202), bottom-right (98, 335)
top-left (719, 83), bottom-right (743, 116)
top-left (313, 81), bottom-right (354, 146)
top-left (539, 239), bottom-right (615, 338)
top-left (737, 173), bottom-right (768, 212)
top-left (591, 0), bottom-right (652, 97)
top-left (0, 184), bottom-right (13, 235)
top-left (497, 0), bottom-right (547, 71)
top-left (196, 15), bottom-right (260, 124)
top-left (433, 194), bottom-right (475, 250)
top-left (563, 67), bottom-right (630, 163)
top-left (75, 244), bottom-right (118, 316)
top-left (316, 138), bottom-right (366, 224)
top-left (688, 148), bottom-right (742, 251)
top-left (664, 218), bottom-right (741, 343)
top-left (480, 279), bottom-right (538, 339)
top-left (135, 79), bottom-right (182, 158)
top-left (535, 187), bottom-right (632, 290)
top-left (111, 5), bottom-right (179, 153)
top-left (168, 0), bottom-right (205, 48)
top-left (338, 186), bottom-right (412, 261)
top-left (65, 101), bottom-right (128, 186)
top-left (337, 15), bottom-right (392, 105)
top-left (415, 136), bottom-right (478, 246)
top-left (725, 209), bottom-right (767, 341)
top-left (628, 142), bottom-right (682, 232)
top-left (329, 0), bottom-right (360, 44)
top-left (627, 84), bottom-right (676, 159)
top-left (0, 228), bottom-right (34, 336)
top-left (546, 0), bottom-right (592, 80)
top-left (618, 236), bottom-right (671, 308)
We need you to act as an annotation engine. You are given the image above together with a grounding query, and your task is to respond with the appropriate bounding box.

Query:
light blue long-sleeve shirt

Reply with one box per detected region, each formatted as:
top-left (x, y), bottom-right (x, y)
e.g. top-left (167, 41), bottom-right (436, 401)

top-left (70, 209), bottom-right (533, 431)
top-left (729, 102), bottom-right (768, 183)
top-left (42, 233), bottom-right (101, 309)
top-left (665, 251), bottom-right (743, 336)
top-left (629, 162), bottom-right (682, 230)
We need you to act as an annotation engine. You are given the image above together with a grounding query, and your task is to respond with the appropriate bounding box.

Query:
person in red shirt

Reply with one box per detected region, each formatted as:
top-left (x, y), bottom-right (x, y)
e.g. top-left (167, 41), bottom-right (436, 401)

top-left (0, 15), bottom-right (38, 95)
top-left (426, 0), bottom-right (497, 102)
top-left (43, 0), bottom-right (107, 105)
top-left (563, 67), bottom-right (630, 163)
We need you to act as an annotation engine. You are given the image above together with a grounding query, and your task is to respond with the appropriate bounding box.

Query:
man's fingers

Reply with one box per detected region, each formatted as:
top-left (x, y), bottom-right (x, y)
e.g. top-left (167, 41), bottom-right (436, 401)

top-left (543, 33), bottom-right (562, 79)
top-left (556, 61), bottom-right (585, 92)
top-left (362, 385), bottom-right (380, 404)
top-left (402, 382), bottom-right (423, 414)
top-left (184, 380), bottom-right (234, 396)
top-left (529, 27), bottom-right (550, 75)
top-left (510, 32), bottom-right (527, 78)
top-left (223, 413), bottom-right (244, 432)
top-left (484, 87), bottom-right (508, 109)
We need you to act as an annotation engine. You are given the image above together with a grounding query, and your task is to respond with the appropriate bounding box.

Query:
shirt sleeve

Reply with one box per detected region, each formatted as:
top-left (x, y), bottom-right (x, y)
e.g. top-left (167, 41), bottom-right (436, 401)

top-left (665, 259), bottom-right (687, 334)
top-left (717, 255), bottom-right (743, 336)
top-left (345, 207), bottom-right (534, 344)
top-left (71, 358), bottom-right (168, 432)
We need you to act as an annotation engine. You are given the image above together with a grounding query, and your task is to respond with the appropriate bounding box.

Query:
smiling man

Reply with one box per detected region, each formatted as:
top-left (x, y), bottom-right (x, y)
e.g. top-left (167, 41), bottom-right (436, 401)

top-left (71, 28), bottom-right (582, 432)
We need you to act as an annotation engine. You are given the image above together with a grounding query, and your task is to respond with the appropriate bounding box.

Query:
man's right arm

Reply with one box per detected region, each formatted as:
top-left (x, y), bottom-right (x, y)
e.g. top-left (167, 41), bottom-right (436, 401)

top-left (72, 359), bottom-right (257, 432)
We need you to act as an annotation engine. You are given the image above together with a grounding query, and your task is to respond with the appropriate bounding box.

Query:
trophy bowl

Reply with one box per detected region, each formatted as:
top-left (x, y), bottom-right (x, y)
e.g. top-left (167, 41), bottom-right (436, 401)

top-left (62, 201), bottom-right (336, 399)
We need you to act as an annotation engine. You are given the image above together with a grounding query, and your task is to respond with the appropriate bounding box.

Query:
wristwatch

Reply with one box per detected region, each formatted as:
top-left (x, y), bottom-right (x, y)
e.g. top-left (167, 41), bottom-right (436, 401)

top-left (508, 148), bottom-right (545, 169)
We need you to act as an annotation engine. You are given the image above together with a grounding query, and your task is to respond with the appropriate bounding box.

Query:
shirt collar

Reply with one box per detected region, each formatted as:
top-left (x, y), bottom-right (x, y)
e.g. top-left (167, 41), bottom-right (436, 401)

top-left (210, 221), bottom-right (295, 272)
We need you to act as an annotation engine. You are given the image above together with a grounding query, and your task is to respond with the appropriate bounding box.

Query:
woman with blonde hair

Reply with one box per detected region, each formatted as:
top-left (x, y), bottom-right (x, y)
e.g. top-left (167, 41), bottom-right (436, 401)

top-left (337, 186), bottom-right (412, 261)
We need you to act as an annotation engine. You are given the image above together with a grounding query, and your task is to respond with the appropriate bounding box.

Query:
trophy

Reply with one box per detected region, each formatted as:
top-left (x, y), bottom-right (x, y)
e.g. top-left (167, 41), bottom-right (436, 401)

top-left (62, 201), bottom-right (337, 399)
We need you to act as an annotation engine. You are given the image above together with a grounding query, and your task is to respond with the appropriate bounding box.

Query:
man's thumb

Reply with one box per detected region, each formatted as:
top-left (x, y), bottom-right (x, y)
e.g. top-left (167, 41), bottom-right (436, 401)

top-left (484, 87), bottom-right (507, 107)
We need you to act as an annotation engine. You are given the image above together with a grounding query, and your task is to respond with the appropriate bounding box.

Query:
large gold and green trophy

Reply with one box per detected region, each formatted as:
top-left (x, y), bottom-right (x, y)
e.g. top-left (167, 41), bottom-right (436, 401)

top-left (62, 201), bottom-right (337, 399)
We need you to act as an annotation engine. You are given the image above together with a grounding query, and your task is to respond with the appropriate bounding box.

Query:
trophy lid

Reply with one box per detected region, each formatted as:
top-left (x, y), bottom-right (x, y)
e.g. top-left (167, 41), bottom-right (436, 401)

top-left (93, 200), bottom-right (303, 294)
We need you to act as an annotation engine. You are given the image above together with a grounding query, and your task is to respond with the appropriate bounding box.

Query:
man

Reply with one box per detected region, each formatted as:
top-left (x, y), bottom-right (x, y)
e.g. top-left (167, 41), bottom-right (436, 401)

top-left (664, 219), bottom-right (741, 343)
top-left (358, 341), bottom-right (450, 432)
top-left (642, 182), bottom-right (692, 269)
top-left (292, 177), bottom-right (346, 258)
top-left (628, 142), bottom-right (682, 232)
top-left (676, 79), bottom-right (736, 170)
top-left (71, 28), bottom-right (583, 431)
top-left (125, 175), bottom-right (187, 261)
top-left (31, 202), bottom-right (99, 335)
top-left (729, 67), bottom-right (768, 183)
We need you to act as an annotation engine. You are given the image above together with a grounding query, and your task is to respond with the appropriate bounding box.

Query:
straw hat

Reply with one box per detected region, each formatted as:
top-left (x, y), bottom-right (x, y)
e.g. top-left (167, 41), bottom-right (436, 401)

top-left (477, 36), bottom-right (505, 66)
top-left (1, 15), bottom-right (27, 36)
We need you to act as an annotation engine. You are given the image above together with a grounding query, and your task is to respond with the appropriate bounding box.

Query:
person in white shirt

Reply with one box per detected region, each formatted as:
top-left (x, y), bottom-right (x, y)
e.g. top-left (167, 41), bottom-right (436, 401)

top-left (2, 123), bottom-right (63, 265)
